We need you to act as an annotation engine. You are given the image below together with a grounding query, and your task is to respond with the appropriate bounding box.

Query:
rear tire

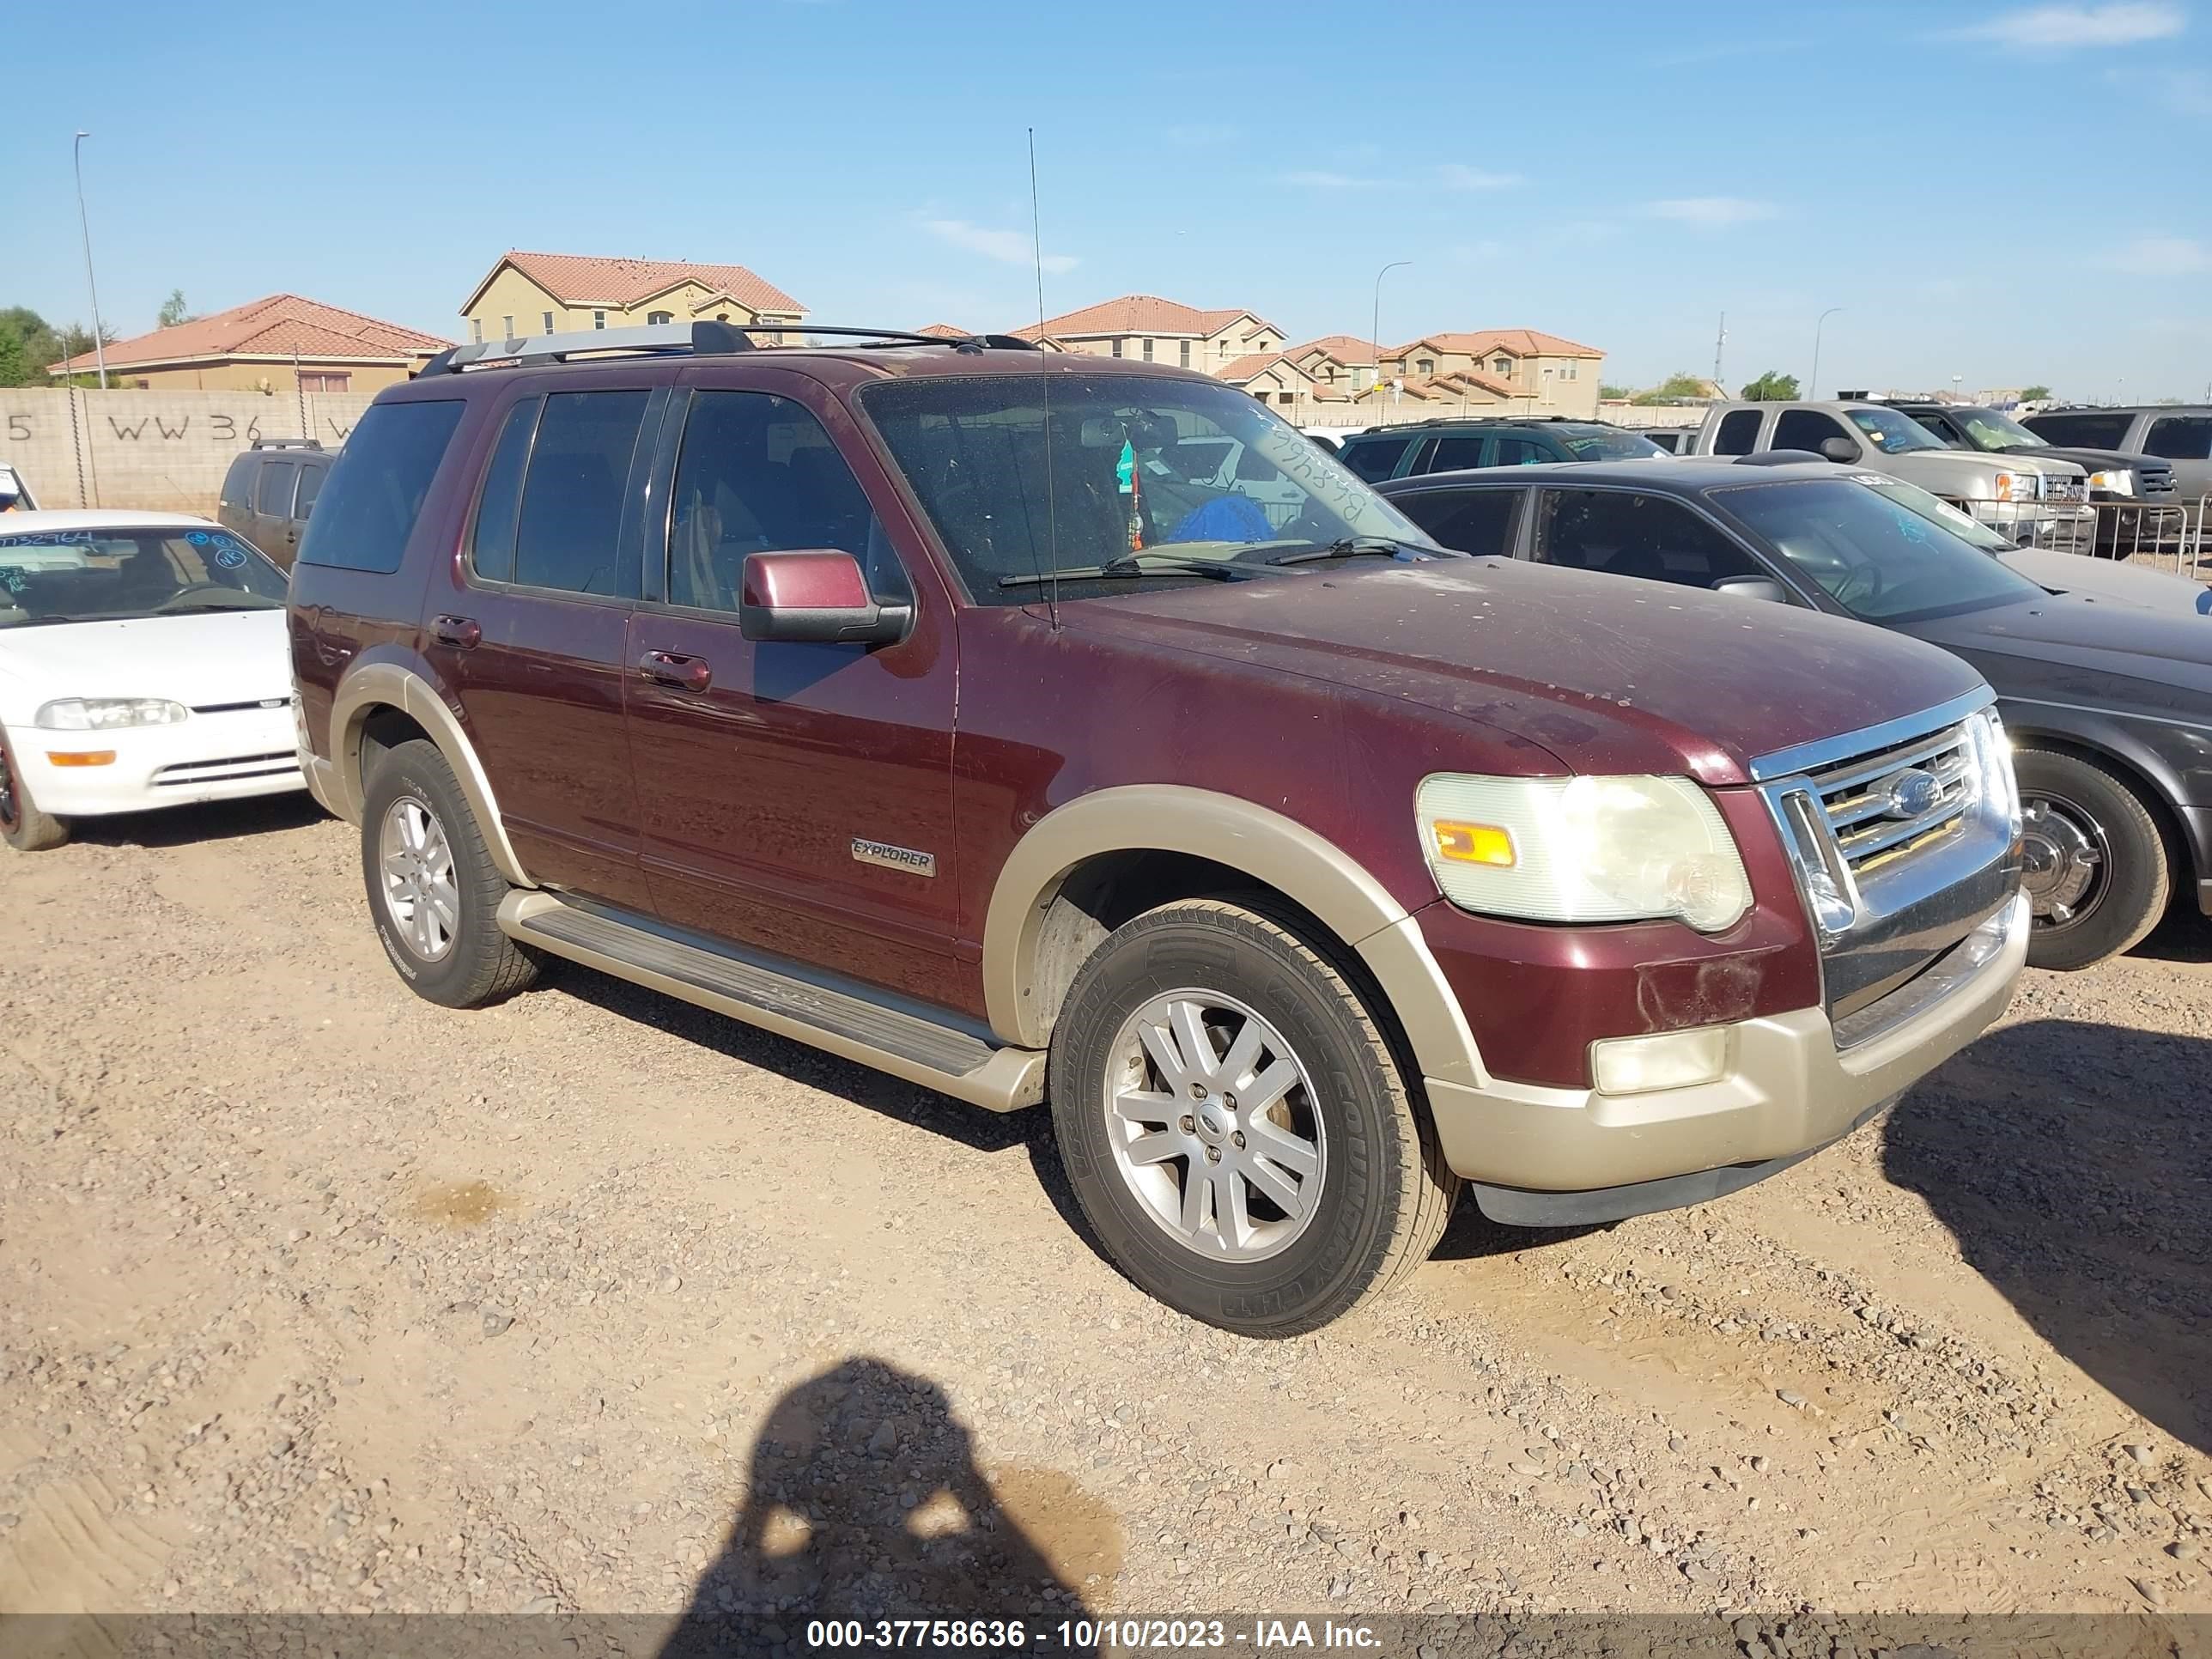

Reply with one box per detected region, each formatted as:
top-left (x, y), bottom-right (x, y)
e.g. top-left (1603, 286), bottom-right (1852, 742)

top-left (0, 730), bottom-right (70, 853)
top-left (1048, 896), bottom-right (1458, 1337)
top-left (360, 738), bottom-right (540, 1007)
top-left (2014, 746), bottom-right (2169, 971)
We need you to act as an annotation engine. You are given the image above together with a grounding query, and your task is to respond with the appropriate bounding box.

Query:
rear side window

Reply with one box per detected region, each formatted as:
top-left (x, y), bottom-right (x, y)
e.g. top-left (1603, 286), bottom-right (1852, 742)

top-left (2144, 416), bottom-right (2212, 462)
top-left (468, 398), bottom-right (541, 584)
top-left (295, 464), bottom-right (325, 516)
top-left (2025, 411), bottom-right (2133, 449)
top-left (1713, 409), bottom-right (1763, 455)
top-left (1395, 488), bottom-right (1523, 557)
top-left (255, 461), bottom-right (296, 514)
top-left (1422, 434), bottom-right (1486, 472)
top-left (296, 399), bottom-right (465, 574)
top-left (1773, 409), bottom-right (1854, 455)
top-left (1492, 438), bottom-right (1549, 466)
top-left (512, 391), bottom-right (652, 596)
top-left (1534, 489), bottom-right (1762, 589)
top-left (220, 453), bottom-right (256, 509)
top-left (1340, 435), bottom-right (1413, 482)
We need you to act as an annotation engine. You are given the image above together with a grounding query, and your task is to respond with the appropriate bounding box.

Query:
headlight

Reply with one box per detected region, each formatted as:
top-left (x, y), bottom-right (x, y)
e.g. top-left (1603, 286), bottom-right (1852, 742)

top-left (1990, 471), bottom-right (2033, 502)
top-left (1416, 773), bottom-right (1753, 933)
top-left (2086, 468), bottom-right (2135, 496)
top-left (34, 697), bottom-right (191, 730)
top-left (1973, 708), bottom-right (2021, 842)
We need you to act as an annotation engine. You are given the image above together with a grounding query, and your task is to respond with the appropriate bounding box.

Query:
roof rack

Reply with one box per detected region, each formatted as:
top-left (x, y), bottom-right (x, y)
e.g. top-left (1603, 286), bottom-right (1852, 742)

top-left (415, 319), bottom-right (1041, 377)
top-left (250, 435), bottom-right (324, 450)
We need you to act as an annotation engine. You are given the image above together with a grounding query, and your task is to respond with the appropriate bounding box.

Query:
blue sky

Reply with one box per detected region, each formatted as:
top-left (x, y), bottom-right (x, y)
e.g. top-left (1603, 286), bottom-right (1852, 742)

top-left (6, 0), bottom-right (2209, 398)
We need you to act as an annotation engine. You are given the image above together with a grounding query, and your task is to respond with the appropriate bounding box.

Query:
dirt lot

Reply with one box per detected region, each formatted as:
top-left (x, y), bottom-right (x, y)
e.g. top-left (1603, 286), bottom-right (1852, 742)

top-left (3, 797), bottom-right (2209, 1636)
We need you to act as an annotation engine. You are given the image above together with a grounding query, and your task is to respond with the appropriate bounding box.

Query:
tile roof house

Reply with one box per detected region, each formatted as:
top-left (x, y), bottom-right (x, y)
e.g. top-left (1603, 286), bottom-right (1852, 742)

top-left (915, 323), bottom-right (971, 339)
top-left (1376, 328), bottom-right (1603, 418)
top-left (460, 250), bottom-right (807, 346)
top-left (48, 294), bottom-right (449, 392)
top-left (1012, 295), bottom-right (1284, 371)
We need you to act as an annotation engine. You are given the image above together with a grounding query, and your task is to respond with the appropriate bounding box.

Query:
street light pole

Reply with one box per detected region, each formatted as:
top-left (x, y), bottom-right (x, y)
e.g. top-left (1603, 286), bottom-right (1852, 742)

top-left (72, 131), bottom-right (109, 390)
top-left (1808, 306), bottom-right (1842, 402)
top-left (1372, 259), bottom-right (1411, 402)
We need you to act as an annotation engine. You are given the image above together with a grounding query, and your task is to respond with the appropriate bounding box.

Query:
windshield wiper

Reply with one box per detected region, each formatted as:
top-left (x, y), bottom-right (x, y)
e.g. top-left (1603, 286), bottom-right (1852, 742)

top-left (1267, 536), bottom-right (1437, 567)
top-left (999, 555), bottom-right (1248, 589)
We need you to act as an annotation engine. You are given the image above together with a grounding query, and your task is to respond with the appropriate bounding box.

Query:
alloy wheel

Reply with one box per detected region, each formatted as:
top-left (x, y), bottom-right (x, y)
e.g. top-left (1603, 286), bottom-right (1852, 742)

top-left (2020, 792), bottom-right (2110, 932)
top-left (1103, 990), bottom-right (1327, 1262)
top-left (378, 795), bottom-right (460, 962)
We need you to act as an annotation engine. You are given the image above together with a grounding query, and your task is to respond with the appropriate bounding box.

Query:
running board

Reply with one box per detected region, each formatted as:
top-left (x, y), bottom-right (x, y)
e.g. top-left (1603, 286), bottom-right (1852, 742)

top-left (497, 892), bottom-right (1046, 1112)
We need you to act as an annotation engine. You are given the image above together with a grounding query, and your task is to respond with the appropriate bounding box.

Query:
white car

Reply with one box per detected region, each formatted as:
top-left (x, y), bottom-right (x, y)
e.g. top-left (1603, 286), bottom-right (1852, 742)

top-left (0, 509), bottom-right (303, 851)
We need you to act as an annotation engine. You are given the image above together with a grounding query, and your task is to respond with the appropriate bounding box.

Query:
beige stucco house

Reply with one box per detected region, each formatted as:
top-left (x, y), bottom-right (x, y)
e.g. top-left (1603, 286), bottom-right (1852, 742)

top-left (460, 251), bottom-right (806, 345)
top-left (1014, 295), bottom-right (1284, 370)
top-left (1373, 329), bottom-right (1603, 418)
top-left (48, 293), bottom-right (447, 392)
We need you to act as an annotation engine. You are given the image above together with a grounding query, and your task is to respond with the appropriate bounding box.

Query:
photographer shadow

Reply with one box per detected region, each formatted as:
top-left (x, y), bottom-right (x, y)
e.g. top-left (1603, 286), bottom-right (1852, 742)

top-left (661, 1357), bottom-right (1108, 1656)
top-left (1882, 1017), bottom-right (2212, 1454)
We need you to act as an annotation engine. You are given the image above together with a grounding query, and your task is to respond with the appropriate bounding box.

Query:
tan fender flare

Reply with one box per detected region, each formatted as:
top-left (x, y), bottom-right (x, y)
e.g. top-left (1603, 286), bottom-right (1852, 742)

top-left (326, 662), bottom-right (536, 890)
top-left (981, 784), bottom-right (1487, 1089)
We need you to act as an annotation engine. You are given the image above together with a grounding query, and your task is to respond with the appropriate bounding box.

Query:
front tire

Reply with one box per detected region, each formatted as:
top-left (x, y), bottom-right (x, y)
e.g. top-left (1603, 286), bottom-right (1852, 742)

top-left (0, 730), bottom-right (69, 852)
top-left (2014, 746), bottom-right (2170, 971)
top-left (1048, 896), bottom-right (1458, 1337)
top-left (360, 738), bottom-right (539, 1007)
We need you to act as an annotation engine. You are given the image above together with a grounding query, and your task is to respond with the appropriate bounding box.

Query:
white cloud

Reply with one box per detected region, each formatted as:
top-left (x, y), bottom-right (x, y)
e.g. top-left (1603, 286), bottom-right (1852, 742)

top-left (2102, 235), bottom-right (2212, 274)
top-left (1437, 164), bottom-right (1525, 191)
top-left (922, 218), bottom-right (1075, 274)
top-left (1644, 196), bottom-right (1779, 228)
top-left (1954, 2), bottom-right (2184, 47)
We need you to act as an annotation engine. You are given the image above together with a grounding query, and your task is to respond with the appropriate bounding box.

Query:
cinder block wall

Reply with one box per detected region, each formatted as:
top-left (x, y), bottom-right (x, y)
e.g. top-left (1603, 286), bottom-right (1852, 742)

top-left (2, 388), bottom-right (379, 514)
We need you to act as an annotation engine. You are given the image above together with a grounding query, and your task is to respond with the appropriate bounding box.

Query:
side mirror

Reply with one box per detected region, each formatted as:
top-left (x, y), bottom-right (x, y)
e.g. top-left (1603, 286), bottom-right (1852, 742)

top-left (739, 549), bottom-right (912, 646)
top-left (1714, 575), bottom-right (1790, 605)
top-left (1818, 436), bottom-right (1862, 464)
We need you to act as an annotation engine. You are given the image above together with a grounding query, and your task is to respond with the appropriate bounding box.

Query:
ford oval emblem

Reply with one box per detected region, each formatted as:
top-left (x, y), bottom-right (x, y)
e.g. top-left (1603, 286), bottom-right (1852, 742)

top-left (1882, 767), bottom-right (1942, 819)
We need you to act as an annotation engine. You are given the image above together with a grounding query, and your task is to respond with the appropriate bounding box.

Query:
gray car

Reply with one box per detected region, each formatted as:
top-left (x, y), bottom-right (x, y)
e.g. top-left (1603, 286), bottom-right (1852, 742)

top-left (1378, 459), bottom-right (2212, 970)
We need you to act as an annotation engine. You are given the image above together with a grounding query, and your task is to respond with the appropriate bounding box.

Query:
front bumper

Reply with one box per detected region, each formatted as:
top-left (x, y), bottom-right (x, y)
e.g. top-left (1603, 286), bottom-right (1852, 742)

top-left (1425, 892), bottom-right (2028, 1218)
top-left (13, 705), bottom-right (303, 817)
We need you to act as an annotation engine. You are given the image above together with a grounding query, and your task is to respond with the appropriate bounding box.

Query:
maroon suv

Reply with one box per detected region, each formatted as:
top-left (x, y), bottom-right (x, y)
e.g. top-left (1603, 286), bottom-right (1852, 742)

top-left (289, 322), bottom-right (2027, 1336)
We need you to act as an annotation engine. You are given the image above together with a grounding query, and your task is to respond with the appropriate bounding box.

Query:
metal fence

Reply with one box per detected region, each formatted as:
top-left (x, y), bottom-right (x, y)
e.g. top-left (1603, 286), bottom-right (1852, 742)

top-left (1977, 491), bottom-right (2210, 577)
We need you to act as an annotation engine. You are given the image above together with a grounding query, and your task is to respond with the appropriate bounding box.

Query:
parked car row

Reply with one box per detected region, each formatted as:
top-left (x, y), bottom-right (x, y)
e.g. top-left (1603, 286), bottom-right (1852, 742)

top-left (4, 324), bottom-right (2204, 1338)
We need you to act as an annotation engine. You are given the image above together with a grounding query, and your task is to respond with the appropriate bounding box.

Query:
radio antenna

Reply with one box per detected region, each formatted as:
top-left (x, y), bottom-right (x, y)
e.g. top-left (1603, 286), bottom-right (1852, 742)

top-left (1029, 126), bottom-right (1060, 630)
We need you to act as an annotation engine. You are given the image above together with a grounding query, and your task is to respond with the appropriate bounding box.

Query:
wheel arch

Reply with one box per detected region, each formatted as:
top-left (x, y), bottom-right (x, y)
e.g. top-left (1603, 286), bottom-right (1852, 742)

top-left (328, 662), bottom-right (535, 889)
top-left (2002, 706), bottom-right (2199, 884)
top-left (981, 785), bottom-right (1486, 1089)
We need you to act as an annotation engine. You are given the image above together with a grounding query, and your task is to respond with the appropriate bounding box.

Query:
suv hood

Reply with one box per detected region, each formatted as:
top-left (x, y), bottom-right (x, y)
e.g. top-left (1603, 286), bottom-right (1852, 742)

top-left (1059, 559), bottom-right (1984, 785)
top-left (2006, 444), bottom-right (2169, 480)
top-left (1882, 449), bottom-right (2083, 489)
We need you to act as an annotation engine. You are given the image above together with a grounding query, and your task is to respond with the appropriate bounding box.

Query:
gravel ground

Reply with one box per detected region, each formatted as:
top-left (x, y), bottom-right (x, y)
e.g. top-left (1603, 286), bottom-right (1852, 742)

top-left (2, 796), bottom-right (2208, 1637)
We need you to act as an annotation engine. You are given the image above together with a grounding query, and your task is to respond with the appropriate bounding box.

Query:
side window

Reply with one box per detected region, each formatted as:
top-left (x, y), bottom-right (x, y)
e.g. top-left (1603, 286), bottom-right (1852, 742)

top-left (254, 461), bottom-right (297, 514)
top-left (295, 464), bottom-right (325, 516)
top-left (2144, 416), bottom-right (2212, 462)
top-left (468, 397), bottom-right (541, 584)
top-left (1534, 489), bottom-right (1761, 589)
top-left (665, 391), bottom-right (892, 614)
top-left (296, 399), bottom-right (465, 574)
top-left (1395, 489), bottom-right (1523, 558)
top-left (1339, 436), bottom-right (1411, 482)
top-left (220, 453), bottom-right (256, 508)
top-left (1492, 438), bottom-right (1549, 466)
top-left (1713, 409), bottom-right (1763, 456)
top-left (2024, 412), bottom-right (2131, 449)
top-left (1773, 409), bottom-right (1852, 455)
top-left (1423, 434), bottom-right (1486, 472)
top-left (1916, 412), bottom-right (1966, 446)
top-left (511, 390), bottom-right (652, 597)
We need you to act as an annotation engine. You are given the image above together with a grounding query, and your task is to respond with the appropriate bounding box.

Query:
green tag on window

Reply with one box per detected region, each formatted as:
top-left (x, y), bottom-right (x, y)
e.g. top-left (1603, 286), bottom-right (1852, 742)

top-left (1116, 439), bottom-right (1135, 495)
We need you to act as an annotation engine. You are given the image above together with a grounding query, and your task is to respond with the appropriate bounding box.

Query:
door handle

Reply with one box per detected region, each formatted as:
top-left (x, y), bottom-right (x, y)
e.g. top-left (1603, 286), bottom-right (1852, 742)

top-left (432, 615), bottom-right (482, 649)
top-left (637, 651), bottom-right (711, 691)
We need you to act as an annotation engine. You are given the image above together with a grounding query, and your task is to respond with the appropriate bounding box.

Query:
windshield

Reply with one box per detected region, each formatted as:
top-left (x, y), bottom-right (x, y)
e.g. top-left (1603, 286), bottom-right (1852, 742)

top-left (1557, 428), bottom-right (1666, 460)
top-left (1714, 478), bottom-right (2045, 622)
top-left (0, 526), bottom-right (287, 629)
top-left (1950, 408), bottom-right (2047, 452)
top-left (859, 373), bottom-right (1437, 603)
top-left (1850, 473), bottom-right (2017, 551)
top-left (1844, 406), bottom-right (1947, 454)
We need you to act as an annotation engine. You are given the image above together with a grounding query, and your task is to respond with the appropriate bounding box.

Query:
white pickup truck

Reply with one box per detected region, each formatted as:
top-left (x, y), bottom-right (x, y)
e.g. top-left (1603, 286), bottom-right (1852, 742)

top-left (1680, 400), bottom-right (2089, 544)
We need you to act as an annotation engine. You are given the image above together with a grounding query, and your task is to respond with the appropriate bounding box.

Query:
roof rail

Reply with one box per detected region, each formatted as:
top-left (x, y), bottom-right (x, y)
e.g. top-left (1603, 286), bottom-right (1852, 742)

top-left (415, 319), bottom-right (1041, 377)
top-left (250, 435), bottom-right (324, 450)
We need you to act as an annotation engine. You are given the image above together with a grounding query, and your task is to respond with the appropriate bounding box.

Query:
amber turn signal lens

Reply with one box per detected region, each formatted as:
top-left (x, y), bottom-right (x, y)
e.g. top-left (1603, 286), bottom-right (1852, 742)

top-left (46, 750), bottom-right (117, 767)
top-left (1431, 820), bottom-right (1516, 867)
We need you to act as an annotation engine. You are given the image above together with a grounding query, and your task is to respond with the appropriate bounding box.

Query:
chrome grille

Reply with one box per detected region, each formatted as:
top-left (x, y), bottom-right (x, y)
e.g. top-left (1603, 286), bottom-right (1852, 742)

top-left (2046, 477), bottom-right (2087, 504)
top-left (2141, 467), bottom-right (2178, 498)
top-left (1807, 722), bottom-right (1975, 873)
